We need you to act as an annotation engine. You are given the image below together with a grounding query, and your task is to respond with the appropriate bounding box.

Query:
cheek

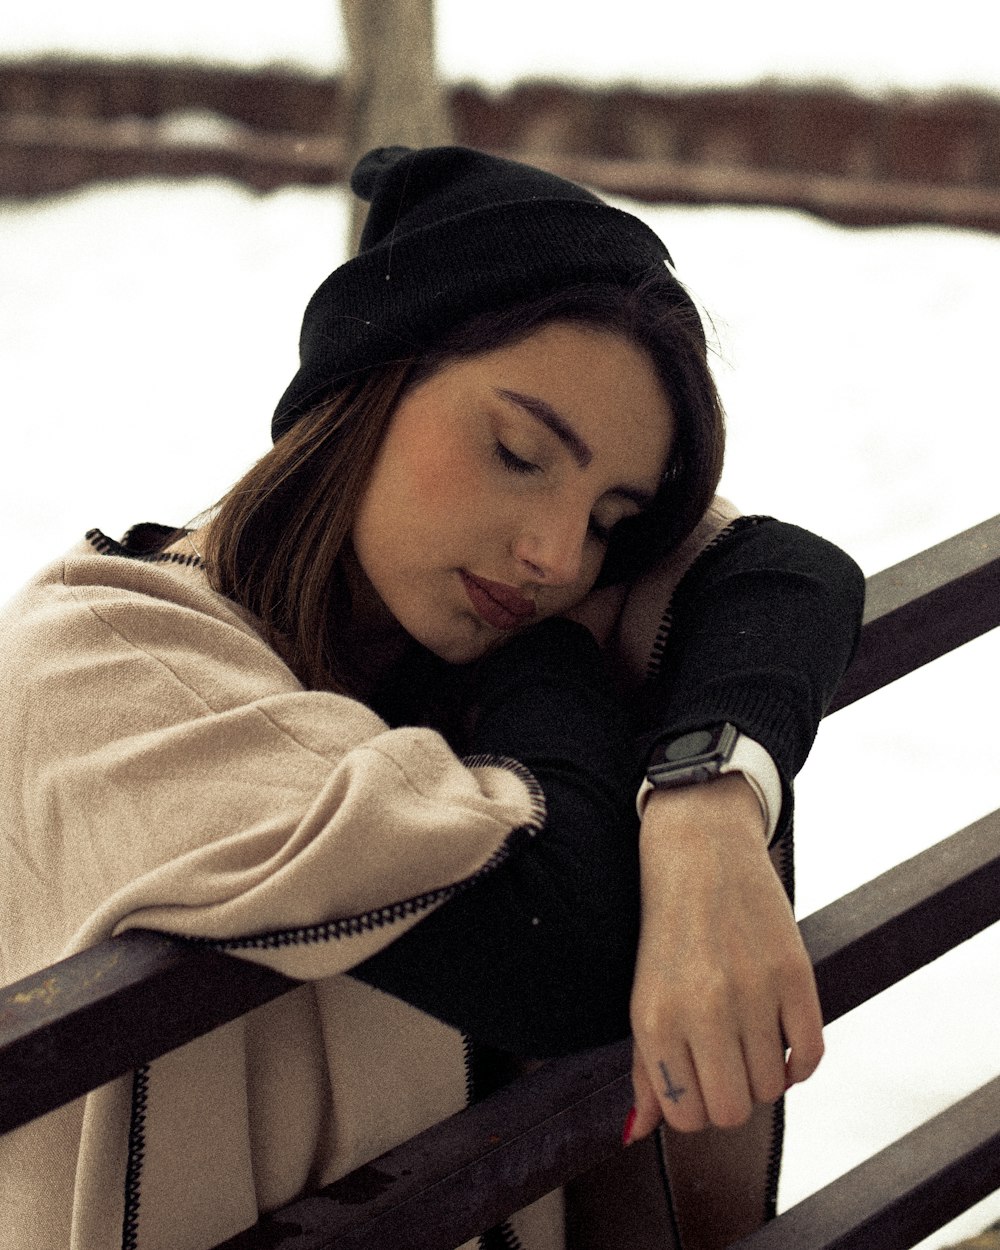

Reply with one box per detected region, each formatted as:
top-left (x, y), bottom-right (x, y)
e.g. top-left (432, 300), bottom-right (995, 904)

top-left (412, 440), bottom-right (466, 501)
top-left (394, 422), bottom-right (487, 523)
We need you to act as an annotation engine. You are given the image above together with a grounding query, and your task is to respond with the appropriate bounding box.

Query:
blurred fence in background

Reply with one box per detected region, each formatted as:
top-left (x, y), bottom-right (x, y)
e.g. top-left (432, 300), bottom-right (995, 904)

top-left (3, 58), bottom-right (1000, 231)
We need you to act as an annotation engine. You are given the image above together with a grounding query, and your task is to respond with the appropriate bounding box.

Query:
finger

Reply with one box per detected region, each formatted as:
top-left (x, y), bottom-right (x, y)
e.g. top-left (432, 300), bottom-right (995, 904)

top-left (627, 1054), bottom-right (663, 1144)
top-left (688, 1029), bottom-right (754, 1130)
top-left (741, 1016), bottom-right (788, 1107)
top-left (648, 1044), bottom-right (709, 1134)
top-left (781, 978), bottom-right (825, 1088)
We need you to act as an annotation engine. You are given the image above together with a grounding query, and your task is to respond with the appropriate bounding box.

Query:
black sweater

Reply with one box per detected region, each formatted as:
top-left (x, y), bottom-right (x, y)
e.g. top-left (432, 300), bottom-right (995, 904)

top-left (350, 517), bottom-right (865, 1057)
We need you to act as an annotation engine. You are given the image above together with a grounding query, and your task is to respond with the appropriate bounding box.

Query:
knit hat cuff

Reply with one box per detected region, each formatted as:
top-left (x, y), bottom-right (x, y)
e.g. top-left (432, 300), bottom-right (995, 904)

top-left (273, 197), bottom-right (672, 438)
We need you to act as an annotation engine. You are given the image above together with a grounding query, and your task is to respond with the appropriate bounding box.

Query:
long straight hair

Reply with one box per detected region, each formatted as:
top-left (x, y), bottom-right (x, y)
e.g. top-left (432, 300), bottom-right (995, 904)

top-left (204, 279), bottom-right (725, 693)
top-left (203, 361), bottom-right (414, 693)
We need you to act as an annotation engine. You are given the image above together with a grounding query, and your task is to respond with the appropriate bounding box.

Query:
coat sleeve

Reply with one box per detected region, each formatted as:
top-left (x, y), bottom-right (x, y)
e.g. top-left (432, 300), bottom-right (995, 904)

top-left (6, 548), bottom-right (650, 1019)
top-left (2, 552), bottom-right (542, 983)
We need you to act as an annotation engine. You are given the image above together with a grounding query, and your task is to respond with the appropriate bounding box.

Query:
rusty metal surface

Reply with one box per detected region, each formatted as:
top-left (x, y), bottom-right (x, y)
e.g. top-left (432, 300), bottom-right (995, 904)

top-left (830, 513), bottom-right (1000, 712)
top-left (728, 1075), bottom-right (1000, 1250)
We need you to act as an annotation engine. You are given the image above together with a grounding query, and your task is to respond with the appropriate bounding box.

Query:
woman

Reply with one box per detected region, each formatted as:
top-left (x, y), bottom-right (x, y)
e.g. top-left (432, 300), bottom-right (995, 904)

top-left (0, 146), bottom-right (864, 1250)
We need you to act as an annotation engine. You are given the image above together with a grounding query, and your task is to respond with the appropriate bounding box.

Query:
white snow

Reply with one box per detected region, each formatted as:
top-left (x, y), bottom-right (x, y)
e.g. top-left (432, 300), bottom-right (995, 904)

top-left (1, 4), bottom-right (998, 1246)
top-left (3, 0), bottom-right (999, 95)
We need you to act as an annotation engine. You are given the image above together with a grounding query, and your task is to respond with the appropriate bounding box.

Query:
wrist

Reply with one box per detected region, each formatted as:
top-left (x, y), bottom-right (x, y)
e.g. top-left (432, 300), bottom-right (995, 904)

top-left (639, 773), bottom-right (767, 852)
top-left (637, 725), bottom-right (780, 841)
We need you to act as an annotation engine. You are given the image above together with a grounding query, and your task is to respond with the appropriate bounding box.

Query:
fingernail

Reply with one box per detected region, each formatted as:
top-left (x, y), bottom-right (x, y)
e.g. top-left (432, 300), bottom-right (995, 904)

top-left (621, 1105), bottom-right (637, 1147)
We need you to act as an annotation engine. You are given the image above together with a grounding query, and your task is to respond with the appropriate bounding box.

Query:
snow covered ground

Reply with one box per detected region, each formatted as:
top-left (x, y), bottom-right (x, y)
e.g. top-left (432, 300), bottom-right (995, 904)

top-left (2, 3), bottom-right (998, 1245)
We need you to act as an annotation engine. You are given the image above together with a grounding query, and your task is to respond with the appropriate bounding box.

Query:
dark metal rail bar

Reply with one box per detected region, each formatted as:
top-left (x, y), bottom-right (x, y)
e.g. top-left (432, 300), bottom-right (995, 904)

top-left (729, 1075), bottom-right (1000, 1250)
top-left (799, 806), bottom-right (1000, 1023)
top-left (0, 933), bottom-right (293, 1135)
top-left (828, 513), bottom-right (1000, 712)
top-left (216, 1035), bottom-right (635, 1250)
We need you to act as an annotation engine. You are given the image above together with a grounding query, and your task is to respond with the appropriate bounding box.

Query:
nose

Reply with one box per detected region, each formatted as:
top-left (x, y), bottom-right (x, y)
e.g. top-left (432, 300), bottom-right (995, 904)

top-left (512, 505), bottom-right (589, 587)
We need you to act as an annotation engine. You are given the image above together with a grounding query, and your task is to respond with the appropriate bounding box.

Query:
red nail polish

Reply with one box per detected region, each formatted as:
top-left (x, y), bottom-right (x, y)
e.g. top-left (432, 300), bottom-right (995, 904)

top-left (621, 1105), bottom-right (637, 1147)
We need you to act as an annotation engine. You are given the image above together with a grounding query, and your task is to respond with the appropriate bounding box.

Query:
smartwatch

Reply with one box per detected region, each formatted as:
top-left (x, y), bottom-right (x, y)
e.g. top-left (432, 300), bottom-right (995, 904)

top-left (646, 722), bottom-right (741, 789)
top-left (636, 722), bottom-right (779, 835)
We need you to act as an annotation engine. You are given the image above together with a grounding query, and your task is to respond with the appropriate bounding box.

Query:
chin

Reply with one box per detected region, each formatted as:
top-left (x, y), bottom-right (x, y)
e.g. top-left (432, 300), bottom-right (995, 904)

top-left (403, 614), bottom-right (502, 666)
top-left (423, 634), bottom-right (497, 666)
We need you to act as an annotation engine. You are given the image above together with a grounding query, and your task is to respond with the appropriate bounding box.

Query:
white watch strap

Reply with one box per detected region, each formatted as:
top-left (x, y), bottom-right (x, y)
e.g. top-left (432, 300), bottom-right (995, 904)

top-left (635, 732), bottom-right (781, 842)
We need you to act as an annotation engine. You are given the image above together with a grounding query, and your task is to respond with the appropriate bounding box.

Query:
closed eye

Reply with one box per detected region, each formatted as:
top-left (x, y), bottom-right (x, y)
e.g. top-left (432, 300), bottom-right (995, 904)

top-left (495, 435), bottom-right (641, 543)
top-left (495, 441), bottom-right (540, 475)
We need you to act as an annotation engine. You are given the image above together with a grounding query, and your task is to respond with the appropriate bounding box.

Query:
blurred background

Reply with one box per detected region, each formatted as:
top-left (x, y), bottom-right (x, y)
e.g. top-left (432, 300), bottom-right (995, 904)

top-left (1, 3), bottom-right (998, 1246)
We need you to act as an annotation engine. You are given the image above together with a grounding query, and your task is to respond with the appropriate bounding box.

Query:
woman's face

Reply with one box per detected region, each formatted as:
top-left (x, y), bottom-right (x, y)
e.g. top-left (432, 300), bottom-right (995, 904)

top-left (351, 321), bottom-right (675, 664)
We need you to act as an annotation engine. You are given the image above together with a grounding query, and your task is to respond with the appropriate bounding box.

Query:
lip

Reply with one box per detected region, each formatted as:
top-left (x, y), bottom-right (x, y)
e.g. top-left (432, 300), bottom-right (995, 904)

top-left (459, 571), bottom-right (537, 631)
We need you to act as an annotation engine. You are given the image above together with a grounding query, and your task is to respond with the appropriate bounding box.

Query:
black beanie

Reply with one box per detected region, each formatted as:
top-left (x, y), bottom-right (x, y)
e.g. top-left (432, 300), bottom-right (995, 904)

top-left (272, 145), bottom-right (694, 441)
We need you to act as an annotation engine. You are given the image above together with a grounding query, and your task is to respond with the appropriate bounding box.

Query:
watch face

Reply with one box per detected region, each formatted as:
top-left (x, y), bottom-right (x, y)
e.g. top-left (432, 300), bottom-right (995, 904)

top-left (659, 728), bottom-right (720, 762)
top-left (647, 722), bottom-right (738, 786)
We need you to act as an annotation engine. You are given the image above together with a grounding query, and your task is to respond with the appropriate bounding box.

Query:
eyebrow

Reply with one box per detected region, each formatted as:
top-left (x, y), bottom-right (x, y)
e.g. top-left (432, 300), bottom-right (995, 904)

top-left (495, 387), bottom-right (657, 509)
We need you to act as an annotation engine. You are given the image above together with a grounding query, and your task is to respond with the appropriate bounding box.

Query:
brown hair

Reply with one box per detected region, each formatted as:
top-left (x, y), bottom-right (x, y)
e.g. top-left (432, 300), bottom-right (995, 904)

top-left (205, 278), bottom-right (725, 693)
top-left (203, 361), bottom-right (414, 693)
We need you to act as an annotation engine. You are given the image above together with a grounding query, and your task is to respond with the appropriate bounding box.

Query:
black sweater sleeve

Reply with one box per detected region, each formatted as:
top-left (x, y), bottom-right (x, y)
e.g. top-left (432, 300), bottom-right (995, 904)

top-left (631, 516), bottom-right (866, 839)
top-left (349, 618), bottom-right (641, 1057)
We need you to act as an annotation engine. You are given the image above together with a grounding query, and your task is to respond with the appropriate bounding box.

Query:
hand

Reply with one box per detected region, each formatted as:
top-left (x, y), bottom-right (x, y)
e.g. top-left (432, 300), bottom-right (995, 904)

top-left (561, 581), bottom-right (629, 649)
top-left (626, 774), bottom-right (823, 1141)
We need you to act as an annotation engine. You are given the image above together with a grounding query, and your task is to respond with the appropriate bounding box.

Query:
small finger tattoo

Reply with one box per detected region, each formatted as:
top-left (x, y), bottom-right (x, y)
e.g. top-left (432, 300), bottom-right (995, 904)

top-left (658, 1061), bottom-right (687, 1104)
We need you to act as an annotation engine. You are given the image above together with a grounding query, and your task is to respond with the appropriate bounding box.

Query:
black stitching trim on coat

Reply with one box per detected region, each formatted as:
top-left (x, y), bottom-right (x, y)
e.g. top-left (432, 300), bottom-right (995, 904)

top-left (641, 513), bottom-right (790, 1232)
top-left (480, 1220), bottom-right (526, 1250)
top-left (462, 1033), bottom-right (477, 1106)
top-left (86, 527), bottom-right (203, 568)
top-left (186, 868), bottom-right (497, 952)
top-left (757, 820), bottom-right (796, 1221)
top-left (654, 1124), bottom-right (687, 1249)
top-left (644, 516), bottom-right (769, 685)
top-left (764, 822), bottom-right (795, 1219)
top-left (121, 1064), bottom-right (150, 1250)
top-left (460, 755), bottom-right (547, 840)
top-left (181, 757), bottom-right (545, 953)
top-left (764, 1095), bottom-right (786, 1223)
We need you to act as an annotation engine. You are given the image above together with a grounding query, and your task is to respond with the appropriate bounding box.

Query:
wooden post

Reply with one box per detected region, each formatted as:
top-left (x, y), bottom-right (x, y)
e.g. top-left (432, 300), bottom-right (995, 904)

top-left (340, 0), bottom-right (452, 253)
